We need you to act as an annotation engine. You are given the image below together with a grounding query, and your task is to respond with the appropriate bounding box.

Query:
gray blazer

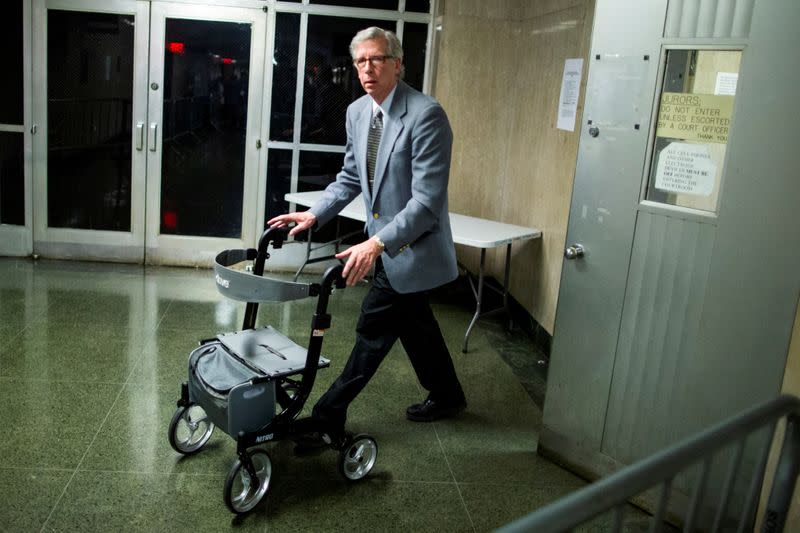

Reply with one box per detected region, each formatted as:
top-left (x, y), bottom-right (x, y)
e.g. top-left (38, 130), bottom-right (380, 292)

top-left (309, 81), bottom-right (458, 294)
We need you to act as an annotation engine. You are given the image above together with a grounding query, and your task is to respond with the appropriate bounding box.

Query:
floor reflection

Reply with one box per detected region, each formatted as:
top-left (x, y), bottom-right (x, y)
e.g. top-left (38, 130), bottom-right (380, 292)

top-left (0, 256), bottom-right (606, 532)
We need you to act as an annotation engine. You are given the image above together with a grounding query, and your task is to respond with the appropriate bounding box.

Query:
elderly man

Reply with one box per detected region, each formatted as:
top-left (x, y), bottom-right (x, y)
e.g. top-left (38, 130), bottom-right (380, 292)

top-left (269, 27), bottom-right (466, 441)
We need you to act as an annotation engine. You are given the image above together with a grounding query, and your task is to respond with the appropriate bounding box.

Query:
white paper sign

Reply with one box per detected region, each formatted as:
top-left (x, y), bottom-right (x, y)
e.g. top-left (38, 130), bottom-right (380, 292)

top-left (557, 58), bottom-right (584, 131)
top-left (714, 72), bottom-right (738, 95)
top-left (655, 142), bottom-right (717, 196)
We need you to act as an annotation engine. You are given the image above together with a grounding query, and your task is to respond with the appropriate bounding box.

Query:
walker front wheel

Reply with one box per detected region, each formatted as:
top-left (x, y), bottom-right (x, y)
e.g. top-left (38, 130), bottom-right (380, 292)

top-left (224, 450), bottom-right (272, 514)
top-left (168, 404), bottom-right (214, 455)
top-left (338, 434), bottom-right (378, 481)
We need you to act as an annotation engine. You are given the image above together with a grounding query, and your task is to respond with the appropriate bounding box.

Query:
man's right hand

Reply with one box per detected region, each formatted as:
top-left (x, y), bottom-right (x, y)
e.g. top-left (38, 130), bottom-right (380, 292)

top-left (267, 211), bottom-right (317, 237)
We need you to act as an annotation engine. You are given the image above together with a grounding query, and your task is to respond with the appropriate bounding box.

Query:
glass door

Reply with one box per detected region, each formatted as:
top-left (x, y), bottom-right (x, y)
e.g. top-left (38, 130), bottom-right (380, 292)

top-left (144, 3), bottom-right (266, 265)
top-left (32, 0), bottom-right (149, 262)
top-left (31, 0), bottom-right (266, 264)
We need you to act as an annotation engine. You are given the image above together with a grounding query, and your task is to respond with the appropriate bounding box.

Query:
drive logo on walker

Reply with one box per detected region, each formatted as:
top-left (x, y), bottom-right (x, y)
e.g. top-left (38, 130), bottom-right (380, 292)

top-left (215, 274), bottom-right (230, 289)
top-left (255, 433), bottom-right (274, 443)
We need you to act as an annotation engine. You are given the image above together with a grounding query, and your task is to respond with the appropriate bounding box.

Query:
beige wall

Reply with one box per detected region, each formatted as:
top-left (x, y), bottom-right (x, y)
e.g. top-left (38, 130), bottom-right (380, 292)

top-left (434, 0), bottom-right (595, 334)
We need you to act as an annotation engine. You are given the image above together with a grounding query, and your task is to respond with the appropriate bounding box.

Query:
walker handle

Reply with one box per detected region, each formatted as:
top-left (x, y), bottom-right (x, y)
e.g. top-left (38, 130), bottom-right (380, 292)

top-left (252, 226), bottom-right (289, 276)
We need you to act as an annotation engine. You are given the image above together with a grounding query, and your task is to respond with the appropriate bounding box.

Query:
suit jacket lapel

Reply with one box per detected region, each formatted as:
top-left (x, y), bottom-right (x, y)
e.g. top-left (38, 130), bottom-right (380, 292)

top-left (371, 82), bottom-right (407, 203)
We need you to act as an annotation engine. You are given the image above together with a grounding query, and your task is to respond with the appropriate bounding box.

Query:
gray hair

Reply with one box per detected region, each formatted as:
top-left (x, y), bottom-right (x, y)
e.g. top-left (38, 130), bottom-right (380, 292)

top-left (350, 27), bottom-right (404, 63)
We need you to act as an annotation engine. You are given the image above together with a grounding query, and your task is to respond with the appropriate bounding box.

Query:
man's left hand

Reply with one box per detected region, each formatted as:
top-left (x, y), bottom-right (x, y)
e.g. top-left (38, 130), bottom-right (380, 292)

top-left (336, 237), bottom-right (384, 287)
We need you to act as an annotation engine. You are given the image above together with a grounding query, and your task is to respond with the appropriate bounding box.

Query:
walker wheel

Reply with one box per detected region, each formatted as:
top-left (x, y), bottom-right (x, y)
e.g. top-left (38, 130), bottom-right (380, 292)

top-left (168, 404), bottom-right (214, 455)
top-left (338, 434), bottom-right (378, 481)
top-left (223, 450), bottom-right (272, 514)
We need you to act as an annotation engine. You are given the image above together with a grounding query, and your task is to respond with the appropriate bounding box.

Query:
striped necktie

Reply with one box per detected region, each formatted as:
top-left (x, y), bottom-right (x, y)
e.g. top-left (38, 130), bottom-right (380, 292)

top-left (367, 109), bottom-right (383, 193)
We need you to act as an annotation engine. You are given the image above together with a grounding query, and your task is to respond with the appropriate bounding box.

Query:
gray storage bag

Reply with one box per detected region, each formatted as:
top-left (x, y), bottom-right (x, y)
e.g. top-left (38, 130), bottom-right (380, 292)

top-left (187, 341), bottom-right (277, 436)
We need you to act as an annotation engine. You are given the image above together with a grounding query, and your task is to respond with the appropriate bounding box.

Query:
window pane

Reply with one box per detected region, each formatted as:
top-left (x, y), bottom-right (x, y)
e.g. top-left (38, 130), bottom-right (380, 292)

top-left (265, 149), bottom-right (292, 225)
top-left (405, 0), bottom-right (431, 13)
top-left (298, 150), bottom-right (362, 244)
top-left (311, 0), bottom-right (398, 10)
top-left (0, 132), bottom-right (24, 225)
top-left (301, 16), bottom-right (391, 146)
top-left (0, 0), bottom-right (23, 125)
top-left (47, 10), bottom-right (134, 231)
top-left (645, 50), bottom-right (741, 213)
top-left (160, 18), bottom-right (251, 238)
top-left (270, 13), bottom-right (299, 142)
top-left (298, 151), bottom-right (341, 194)
top-left (402, 23), bottom-right (427, 91)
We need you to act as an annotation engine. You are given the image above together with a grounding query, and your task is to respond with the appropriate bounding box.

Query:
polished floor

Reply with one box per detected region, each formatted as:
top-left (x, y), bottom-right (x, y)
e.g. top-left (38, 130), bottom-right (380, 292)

top-left (0, 257), bottom-right (654, 532)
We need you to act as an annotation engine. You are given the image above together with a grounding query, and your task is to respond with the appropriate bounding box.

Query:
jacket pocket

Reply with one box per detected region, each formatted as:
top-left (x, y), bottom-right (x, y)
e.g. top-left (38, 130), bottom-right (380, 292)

top-left (390, 144), bottom-right (411, 157)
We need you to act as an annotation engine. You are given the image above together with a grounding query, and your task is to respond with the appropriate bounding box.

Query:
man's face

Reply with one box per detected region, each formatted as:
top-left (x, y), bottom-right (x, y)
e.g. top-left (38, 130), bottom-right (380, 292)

top-left (353, 37), bottom-right (401, 104)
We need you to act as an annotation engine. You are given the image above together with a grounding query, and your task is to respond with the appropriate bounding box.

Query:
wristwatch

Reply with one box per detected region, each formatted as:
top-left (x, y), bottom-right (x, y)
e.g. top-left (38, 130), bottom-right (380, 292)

top-left (372, 235), bottom-right (386, 252)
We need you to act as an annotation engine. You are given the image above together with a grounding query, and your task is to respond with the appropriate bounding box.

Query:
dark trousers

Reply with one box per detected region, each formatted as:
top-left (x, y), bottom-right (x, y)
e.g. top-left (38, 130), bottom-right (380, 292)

top-left (312, 260), bottom-right (464, 430)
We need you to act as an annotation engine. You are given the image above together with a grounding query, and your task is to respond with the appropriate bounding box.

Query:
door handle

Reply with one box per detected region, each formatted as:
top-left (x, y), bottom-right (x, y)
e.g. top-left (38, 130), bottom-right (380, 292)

top-left (136, 122), bottom-right (144, 151)
top-left (149, 122), bottom-right (158, 152)
top-left (564, 243), bottom-right (585, 260)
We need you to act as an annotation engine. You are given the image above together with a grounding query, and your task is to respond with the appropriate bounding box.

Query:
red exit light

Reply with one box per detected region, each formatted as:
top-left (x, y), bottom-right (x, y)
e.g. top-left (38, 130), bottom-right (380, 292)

top-left (222, 57), bottom-right (234, 64)
top-left (167, 42), bottom-right (185, 54)
top-left (163, 211), bottom-right (177, 230)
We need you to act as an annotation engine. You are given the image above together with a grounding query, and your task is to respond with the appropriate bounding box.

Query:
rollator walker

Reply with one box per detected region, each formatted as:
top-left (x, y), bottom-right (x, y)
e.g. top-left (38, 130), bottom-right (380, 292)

top-left (167, 227), bottom-right (378, 514)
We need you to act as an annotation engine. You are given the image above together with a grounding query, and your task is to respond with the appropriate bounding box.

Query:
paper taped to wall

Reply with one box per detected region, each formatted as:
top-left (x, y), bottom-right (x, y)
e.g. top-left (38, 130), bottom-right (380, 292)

top-left (557, 58), bottom-right (584, 131)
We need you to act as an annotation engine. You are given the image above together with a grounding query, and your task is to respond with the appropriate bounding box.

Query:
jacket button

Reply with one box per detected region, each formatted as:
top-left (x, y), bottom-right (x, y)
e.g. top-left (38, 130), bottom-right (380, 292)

top-left (373, 213), bottom-right (379, 219)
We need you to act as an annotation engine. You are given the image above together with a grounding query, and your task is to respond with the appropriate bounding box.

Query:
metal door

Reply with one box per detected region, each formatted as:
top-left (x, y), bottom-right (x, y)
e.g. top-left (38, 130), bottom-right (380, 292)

top-left (542, 0), bottom-right (800, 490)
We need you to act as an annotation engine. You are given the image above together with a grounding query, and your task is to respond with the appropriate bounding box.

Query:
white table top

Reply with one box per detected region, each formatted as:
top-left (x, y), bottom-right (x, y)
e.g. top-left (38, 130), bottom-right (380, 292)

top-left (285, 191), bottom-right (542, 249)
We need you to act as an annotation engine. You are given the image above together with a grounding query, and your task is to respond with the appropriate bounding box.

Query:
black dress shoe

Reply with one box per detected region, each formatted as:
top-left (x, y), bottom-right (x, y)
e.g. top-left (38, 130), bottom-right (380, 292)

top-left (406, 398), bottom-right (467, 422)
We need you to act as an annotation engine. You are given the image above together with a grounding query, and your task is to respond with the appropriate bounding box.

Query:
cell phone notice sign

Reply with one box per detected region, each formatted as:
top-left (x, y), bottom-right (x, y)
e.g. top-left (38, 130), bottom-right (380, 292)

top-left (655, 142), bottom-right (717, 196)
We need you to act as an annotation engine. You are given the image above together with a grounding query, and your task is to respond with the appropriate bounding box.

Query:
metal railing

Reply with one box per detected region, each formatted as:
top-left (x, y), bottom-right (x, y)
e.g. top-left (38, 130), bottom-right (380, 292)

top-left (498, 395), bottom-right (800, 533)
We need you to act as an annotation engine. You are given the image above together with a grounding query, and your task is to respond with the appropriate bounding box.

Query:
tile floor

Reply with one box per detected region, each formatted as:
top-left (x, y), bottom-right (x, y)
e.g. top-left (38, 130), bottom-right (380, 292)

top-left (0, 257), bottom-right (654, 532)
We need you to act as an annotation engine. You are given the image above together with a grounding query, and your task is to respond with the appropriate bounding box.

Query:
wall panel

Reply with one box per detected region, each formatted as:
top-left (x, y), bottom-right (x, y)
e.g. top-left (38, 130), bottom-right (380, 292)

top-left (435, 0), bottom-right (595, 334)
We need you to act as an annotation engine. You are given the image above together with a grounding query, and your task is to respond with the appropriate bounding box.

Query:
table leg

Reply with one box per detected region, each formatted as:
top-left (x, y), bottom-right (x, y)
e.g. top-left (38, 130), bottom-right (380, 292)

top-left (292, 221), bottom-right (362, 281)
top-left (503, 243), bottom-right (512, 331)
top-left (462, 244), bottom-right (517, 352)
top-left (333, 217), bottom-right (342, 255)
top-left (293, 226), bottom-right (314, 281)
top-left (463, 248), bottom-right (486, 353)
